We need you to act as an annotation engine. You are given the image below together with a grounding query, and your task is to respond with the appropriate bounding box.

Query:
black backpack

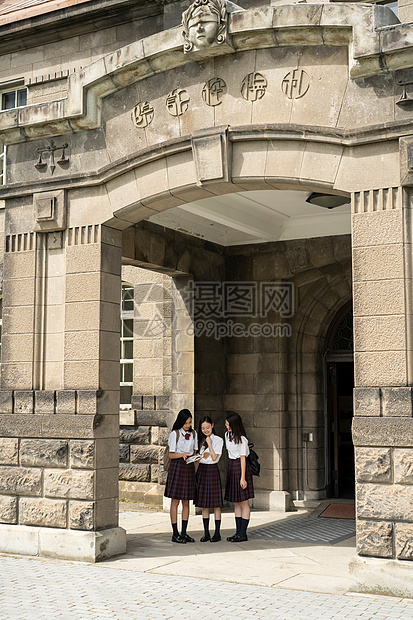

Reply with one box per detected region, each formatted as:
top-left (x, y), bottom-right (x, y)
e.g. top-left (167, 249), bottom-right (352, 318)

top-left (247, 443), bottom-right (260, 476)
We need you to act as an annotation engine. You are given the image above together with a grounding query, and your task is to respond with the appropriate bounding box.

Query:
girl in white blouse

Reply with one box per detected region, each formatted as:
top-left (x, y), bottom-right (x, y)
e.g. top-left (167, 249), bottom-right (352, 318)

top-left (194, 416), bottom-right (224, 542)
top-left (164, 409), bottom-right (198, 544)
top-left (224, 411), bottom-right (254, 542)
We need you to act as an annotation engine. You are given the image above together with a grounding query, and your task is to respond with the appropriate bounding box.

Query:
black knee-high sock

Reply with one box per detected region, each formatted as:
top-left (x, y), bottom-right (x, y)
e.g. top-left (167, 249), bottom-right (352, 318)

top-left (203, 517), bottom-right (210, 536)
top-left (235, 516), bottom-right (242, 536)
top-left (239, 518), bottom-right (249, 537)
top-left (172, 523), bottom-right (179, 537)
top-left (181, 519), bottom-right (188, 536)
top-left (214, 519), bottom-right (221, 537)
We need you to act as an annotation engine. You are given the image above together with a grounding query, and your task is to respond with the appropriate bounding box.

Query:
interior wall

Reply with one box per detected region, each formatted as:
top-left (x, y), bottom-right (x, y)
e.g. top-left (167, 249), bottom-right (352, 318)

top-left (225, 234), bottom-right (352, 499)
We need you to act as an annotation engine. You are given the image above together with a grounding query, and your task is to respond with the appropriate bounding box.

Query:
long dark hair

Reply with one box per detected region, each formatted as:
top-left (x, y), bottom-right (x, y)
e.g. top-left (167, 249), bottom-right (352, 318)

top-left (198, 415), bottom-right (216, 448)
top-left (225, 411), bottom-right (246, 444)
top-left (172, 409), bottom-right (193, 431)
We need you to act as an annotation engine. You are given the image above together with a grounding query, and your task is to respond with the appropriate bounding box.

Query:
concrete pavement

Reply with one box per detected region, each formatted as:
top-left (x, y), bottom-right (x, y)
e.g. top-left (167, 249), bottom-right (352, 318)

top-left (1, 503), bottom-right (413, 619)
top-left (112, 503), bottom-right (355, 594)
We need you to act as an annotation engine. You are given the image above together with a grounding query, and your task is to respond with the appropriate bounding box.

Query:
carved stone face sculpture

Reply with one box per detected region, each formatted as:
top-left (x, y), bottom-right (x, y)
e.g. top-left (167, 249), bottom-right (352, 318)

top-left (188, 7), bottom-right (219, 49)
top-left (182, 0), bottom-right (227, 53)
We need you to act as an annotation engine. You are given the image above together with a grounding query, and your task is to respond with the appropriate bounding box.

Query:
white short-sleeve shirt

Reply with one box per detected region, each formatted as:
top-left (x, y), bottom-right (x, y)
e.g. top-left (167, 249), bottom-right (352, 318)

top-left (225, 431), bottom-right (249, 460)
top-left (168, 428), bottom-right (198, 454)
top-left (199, 434), bottom-right (223, 464)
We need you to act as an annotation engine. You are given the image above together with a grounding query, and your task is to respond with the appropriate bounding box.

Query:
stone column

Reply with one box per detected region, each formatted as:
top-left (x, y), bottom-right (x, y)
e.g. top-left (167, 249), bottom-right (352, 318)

top-left (350, 186), bottom-right (413, 596)
top-left (0, 193), bottom-right (125, 561)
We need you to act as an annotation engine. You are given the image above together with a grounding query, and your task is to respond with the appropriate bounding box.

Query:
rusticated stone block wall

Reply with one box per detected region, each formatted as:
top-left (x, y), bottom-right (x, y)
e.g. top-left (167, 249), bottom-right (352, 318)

top-left (0, 389), bottom-right (119, 531)
top-left (353, 387), bottom-right (413, 561)
top-left (119, 395), bottom-right (169, 494)
top-left (0, 436), bottom-right (113, 530)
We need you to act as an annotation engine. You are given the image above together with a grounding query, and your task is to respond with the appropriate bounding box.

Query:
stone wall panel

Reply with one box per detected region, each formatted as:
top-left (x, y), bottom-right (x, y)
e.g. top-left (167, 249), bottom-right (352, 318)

top-left (395, 523), bottom-right (413, 559)
top-left (69, 501), bottom-right (95, 530)
top-left (119, 444), bottom-right (130, 462)
top-left (119, 463), bottom-right (150, 482)
top-left (14, 391), bottom-right (34, 414)
top-left (44, 469), bottom-right (95, 500)
top-left (56, 391), bottom-right (76, 414)
top-left (0, 438), bottom-right (18, 465)
top-left (70, 440), bottom-right (95, 469)
top-left (34, 391), bottom-right (55, 414)
top-left (130, 445), bottom-right (162, 464)
top-left (151, 465), bottom-right (160, 483)
top-left (357, 520), bottom-right (393, 558)
top-left (135, 411), bottom-right (167, 426)
top-left (0, 467), bottom-right (42, 496)
top-left (119, 427), bottom-right (150, 444)
top-left (394, 449), bottom-right (413, 484)
top-left (0, 392), bottom-right (13, 414)
top-left (352, 418), bottom-right (413, 447)
top-left (355, 447), bottom-right (392, 482)
top-left (0, 496), bottom-right (17, 524)
top-left (154, 428), bottom-right (169, 446)
top-left (357, 483), bottom-right (413, 521)
top-left (19, 498), bottom-right (67, 528)
top-left (382, 387), bottom-right (413, 417)
top-left (20, 439), bottom-right (68, 468)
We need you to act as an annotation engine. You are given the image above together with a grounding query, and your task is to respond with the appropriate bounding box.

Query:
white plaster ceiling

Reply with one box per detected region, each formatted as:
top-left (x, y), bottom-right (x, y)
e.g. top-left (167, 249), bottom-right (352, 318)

top-left (148, 190), bottom-right (351, 246)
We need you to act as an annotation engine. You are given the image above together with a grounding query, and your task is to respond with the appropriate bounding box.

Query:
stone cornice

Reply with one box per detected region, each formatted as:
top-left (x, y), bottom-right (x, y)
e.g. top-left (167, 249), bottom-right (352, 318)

top-left (0, 3), bottom-right (408, 146)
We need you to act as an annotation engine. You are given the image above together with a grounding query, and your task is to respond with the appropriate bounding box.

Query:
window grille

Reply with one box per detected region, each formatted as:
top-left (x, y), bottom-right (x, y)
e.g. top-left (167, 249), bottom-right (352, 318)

top-left (120, 283), bottom-right (134, 408)
top-left (0, 146), bottom-right (5, 185)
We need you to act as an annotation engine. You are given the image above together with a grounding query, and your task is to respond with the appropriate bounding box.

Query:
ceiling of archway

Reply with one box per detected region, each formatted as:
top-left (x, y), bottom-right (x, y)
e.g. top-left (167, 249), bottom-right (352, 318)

top-left (147, 189), bottom-right (351, 246)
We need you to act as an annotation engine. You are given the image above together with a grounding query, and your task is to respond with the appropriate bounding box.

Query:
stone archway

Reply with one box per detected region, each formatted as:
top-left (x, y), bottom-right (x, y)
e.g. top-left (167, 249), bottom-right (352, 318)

top-left (1, 0), bottom-right (413, 597)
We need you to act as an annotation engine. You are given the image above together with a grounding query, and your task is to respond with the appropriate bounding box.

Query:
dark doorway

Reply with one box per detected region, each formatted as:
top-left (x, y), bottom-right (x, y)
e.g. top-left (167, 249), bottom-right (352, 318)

top-left (325, 302), bottom-right (354, 499)
top-left (327, 360), bottom-right (354, 498)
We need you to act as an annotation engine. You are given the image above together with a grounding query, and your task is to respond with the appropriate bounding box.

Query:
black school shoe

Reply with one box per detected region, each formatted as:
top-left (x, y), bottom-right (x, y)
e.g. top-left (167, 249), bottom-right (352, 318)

top-left (172, 534), bottom-right (186, 544)
top-left (228, 534), bottom-right (248, 543)
top-left (210, 534), bottom-right (221, 542)
top-left (226, 534), bottom-right (237, 541)
top-left (181, 534), bottom-right (195, 542)
top-left (200, 534), bottom-right (211, 542)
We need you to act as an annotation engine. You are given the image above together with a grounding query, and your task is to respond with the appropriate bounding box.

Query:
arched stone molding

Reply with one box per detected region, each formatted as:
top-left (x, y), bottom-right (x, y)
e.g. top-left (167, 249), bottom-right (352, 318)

top-left (60, 135), bottom-right (398, 232)
top-left (287, 253), bottom-right (352, 499)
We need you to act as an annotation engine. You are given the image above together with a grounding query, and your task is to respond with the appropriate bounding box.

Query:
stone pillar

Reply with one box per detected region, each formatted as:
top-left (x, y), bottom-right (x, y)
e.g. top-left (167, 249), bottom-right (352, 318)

top-left (0, 194), bottom-right (125, 561)
top-left (350, 186), bottom-right (413, 596)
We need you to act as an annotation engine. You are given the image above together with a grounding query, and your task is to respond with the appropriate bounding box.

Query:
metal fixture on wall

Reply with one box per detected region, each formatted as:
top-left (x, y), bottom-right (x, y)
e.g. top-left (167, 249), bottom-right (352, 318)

top-left (306, 193), bottom-right (350, 209)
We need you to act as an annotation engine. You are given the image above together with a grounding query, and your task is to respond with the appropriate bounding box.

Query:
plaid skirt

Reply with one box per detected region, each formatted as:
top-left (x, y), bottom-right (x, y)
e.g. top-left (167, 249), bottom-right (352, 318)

top-left (164, 457), bottom-right (195, 501)
top-left (195, 463), bottom-right (223, 508)
top-left (224, 457), bottom-right (255, 503)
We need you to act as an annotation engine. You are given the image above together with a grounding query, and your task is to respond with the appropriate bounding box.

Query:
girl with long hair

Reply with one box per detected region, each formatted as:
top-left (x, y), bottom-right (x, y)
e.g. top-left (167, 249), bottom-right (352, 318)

top-left (194, 416), bottom-right (223, 542)
top-left (164, 409), bottom-right (198, 544)
top-left (224, 411), bottom-right (254, 542)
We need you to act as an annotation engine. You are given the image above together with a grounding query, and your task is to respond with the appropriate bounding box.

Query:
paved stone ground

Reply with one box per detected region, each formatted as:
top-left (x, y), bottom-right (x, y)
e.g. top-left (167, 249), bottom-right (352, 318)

top-left (1, 554), bottom-right (413, 620)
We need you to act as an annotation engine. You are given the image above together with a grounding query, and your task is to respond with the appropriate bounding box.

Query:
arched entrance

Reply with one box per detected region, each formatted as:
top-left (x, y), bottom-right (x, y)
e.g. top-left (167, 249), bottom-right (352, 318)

top-left (325, 301), bottom-right (354, 499)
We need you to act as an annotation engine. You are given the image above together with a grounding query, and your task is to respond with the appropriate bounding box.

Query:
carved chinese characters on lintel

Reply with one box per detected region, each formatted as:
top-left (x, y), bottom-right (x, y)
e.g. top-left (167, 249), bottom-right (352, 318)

top-left (241, 73), bottom-right (267, 102)
top-left (130, 69), bottom-right (311, 129)
top-left (166, 89), bottom-right (190, 116)
top-left (282, 69), bottom-right (310, 100)
top-left (202, 78), bottom-right (227, 106)
top-left (182, 0), bottom-right (229, 53)
top-left (132, 102), bottom-right (154, 128)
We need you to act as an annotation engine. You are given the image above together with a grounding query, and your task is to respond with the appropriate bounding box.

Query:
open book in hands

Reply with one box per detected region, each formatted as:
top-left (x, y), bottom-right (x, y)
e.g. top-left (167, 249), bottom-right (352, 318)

top-left (186, 454), bottom-right (203, 464)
